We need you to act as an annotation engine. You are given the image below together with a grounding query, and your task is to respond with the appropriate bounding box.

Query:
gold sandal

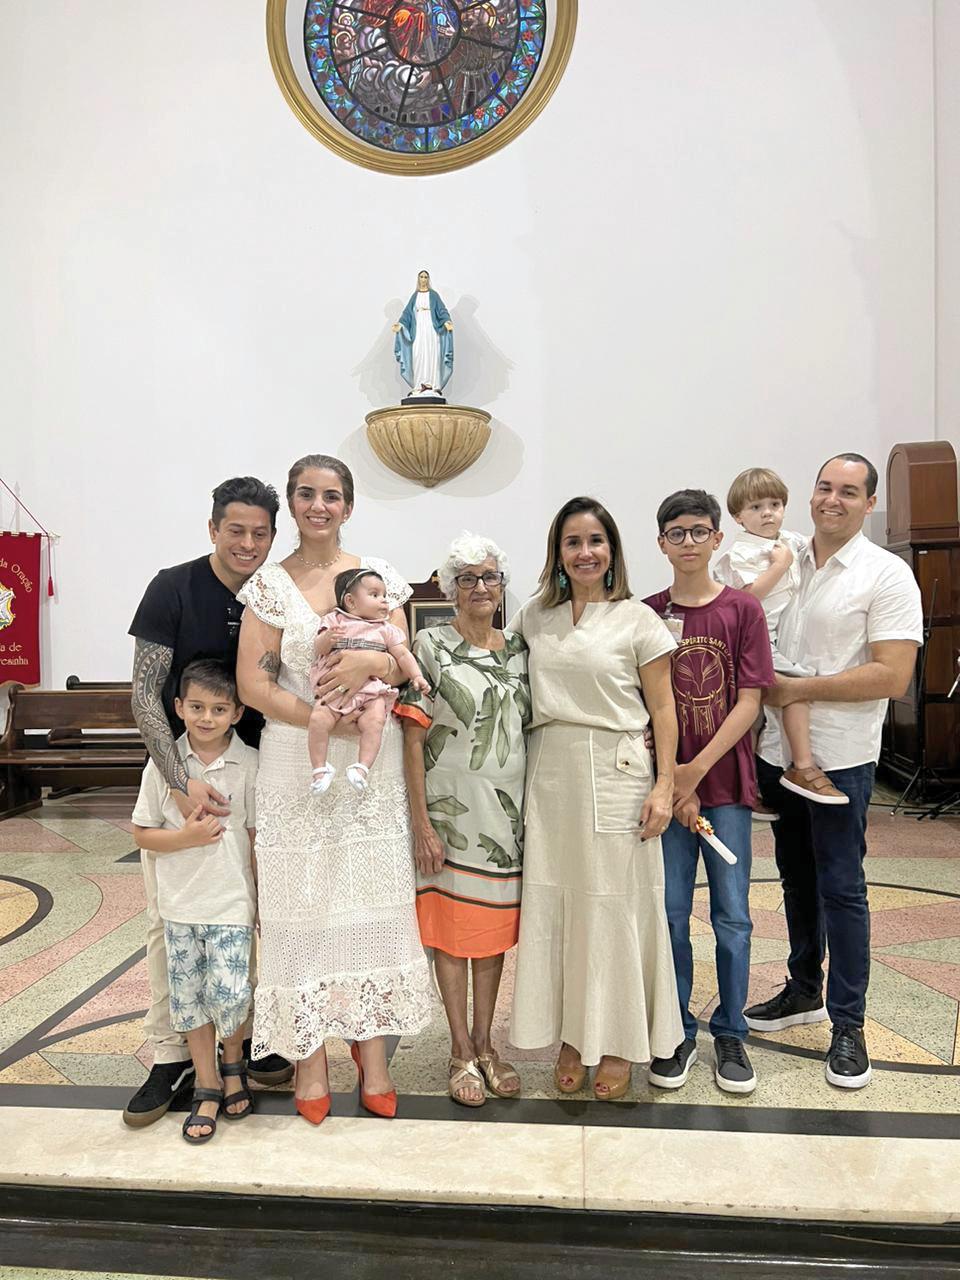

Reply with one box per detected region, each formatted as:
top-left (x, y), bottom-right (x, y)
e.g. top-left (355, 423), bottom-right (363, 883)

top-left (448, 1057), bottom-right (486, 1108)
top-left (476, 1050), bottom-right (521, 1099)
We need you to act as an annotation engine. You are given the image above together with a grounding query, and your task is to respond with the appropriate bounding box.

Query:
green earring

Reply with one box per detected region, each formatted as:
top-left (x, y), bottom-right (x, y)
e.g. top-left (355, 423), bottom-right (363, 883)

top-left (557, 567), bottom-right (569, 590)
top-left (605, 567), bottom-right (614, 589)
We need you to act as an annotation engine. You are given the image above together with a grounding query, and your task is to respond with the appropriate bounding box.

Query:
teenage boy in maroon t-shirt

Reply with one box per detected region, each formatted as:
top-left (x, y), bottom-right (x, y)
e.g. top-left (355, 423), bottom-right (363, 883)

top-left (643, 490), bottom-right (775, 1095)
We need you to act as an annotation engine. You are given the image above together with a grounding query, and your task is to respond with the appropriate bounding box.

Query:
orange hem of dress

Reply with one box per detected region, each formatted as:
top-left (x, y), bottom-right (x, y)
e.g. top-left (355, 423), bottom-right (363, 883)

top-left (393, 703), bottom-right (431, 729)
top-left (416, 891), bottom-right (519, 959)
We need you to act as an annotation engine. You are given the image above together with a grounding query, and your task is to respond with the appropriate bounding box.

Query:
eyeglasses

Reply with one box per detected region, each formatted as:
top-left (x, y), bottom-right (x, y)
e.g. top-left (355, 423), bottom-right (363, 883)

top-left (662, 525), bottom-right (716, 545)
top-left (454, 571), bottom-right (504, 589)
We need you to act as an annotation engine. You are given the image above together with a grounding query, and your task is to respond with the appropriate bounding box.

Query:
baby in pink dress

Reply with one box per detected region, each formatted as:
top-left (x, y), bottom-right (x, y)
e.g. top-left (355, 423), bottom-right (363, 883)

top-left (308, 567), bottom-right (428, 796)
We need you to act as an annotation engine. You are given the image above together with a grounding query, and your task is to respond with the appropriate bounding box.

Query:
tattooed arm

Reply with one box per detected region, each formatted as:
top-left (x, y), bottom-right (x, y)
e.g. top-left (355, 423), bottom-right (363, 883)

top-left (131, 638), bottom-right (229, 819)
top-left (237, 610), bottom-right (312, 729)
top-left (131, 640), bottom-right (183, 789)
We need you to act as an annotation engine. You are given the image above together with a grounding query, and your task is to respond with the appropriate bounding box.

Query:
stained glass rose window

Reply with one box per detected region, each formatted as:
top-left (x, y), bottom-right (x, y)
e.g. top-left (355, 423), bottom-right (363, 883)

top-left (266, 0), bottom-right (574, 173)
top-left (304, 1), bottom-right (546, 155)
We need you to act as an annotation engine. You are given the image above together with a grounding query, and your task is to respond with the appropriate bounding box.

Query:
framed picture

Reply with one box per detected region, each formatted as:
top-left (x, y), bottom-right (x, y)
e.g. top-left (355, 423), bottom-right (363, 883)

top-left (410, 601), bottom-right (457, 637)
top-left (406, 570), bottom-right (504, 638)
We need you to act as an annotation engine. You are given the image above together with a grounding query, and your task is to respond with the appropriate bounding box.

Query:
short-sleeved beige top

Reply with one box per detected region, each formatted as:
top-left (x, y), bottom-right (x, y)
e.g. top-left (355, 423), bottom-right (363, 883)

top-left (509, 598), bottom-right (676, 733)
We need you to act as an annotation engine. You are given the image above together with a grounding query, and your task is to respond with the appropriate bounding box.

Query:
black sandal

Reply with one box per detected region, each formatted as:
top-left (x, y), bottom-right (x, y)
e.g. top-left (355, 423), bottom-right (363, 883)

top-left (220, 1059), bottom-right (254, 1121)
top-left (182, 1088), bottom-right (222, 1144)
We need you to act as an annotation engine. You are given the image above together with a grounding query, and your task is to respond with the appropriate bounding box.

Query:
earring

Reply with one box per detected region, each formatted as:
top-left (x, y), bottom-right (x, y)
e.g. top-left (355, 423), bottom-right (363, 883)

top-left (557, 567), bottom-right (569, 591)
top-left (605, 567), bottom-right (614, 589)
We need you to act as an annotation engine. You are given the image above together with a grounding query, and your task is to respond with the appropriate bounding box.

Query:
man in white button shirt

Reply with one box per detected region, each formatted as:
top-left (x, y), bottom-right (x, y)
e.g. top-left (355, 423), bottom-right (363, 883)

top-left (744, 454), bottom-right (922, 1089)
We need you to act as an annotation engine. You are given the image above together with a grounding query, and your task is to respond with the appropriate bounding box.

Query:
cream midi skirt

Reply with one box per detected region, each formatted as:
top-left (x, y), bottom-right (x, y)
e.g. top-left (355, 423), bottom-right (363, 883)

top-left (509, 723), bottom-right (683, 1066)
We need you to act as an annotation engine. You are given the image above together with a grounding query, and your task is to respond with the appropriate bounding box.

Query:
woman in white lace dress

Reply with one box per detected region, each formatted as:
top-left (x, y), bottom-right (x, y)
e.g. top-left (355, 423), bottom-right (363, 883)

top-left (236, 454), bottom-right (432, 1122)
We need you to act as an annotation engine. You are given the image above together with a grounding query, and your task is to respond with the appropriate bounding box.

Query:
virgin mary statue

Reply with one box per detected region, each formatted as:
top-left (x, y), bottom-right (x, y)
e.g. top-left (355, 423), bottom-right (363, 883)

top-left (393, 270), bottom-right (454, 402)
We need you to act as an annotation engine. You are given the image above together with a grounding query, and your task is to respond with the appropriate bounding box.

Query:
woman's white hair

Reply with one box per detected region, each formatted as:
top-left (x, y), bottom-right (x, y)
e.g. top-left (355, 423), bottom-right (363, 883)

top-left (437, 531), bottom-right (510, 601)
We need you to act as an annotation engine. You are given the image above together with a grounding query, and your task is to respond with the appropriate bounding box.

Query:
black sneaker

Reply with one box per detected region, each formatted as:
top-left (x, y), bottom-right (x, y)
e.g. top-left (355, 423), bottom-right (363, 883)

top-left (122, 1060), bottom-right (195, 1128)
top-left (744, 985), bottom-right (828, 1032)
top-left (714, 1036), bottom-right (757, 1094)
top-left (825, 1024), bottom-right (872, 1089)
top-left (648, 1038), bottom-right (698, 1090)
top-left (244, 1038), bottom-right (294, 1086)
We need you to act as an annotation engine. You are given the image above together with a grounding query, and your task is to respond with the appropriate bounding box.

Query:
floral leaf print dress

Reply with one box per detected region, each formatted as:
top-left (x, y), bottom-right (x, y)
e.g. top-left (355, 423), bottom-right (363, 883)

top-left (397, 625), bottom-right (530, 959)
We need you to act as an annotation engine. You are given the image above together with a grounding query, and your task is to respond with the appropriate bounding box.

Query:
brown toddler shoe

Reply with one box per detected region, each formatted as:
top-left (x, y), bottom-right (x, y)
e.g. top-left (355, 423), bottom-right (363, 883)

top-left (751, 802), bottom-right (780, 822)
top-left (780, 766), bottom-right (850, 806)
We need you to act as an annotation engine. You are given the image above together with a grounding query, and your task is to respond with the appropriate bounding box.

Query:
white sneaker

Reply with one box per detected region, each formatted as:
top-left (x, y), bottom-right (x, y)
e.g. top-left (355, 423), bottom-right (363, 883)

top-left (346, 763), bottom-right (370, 793)
top-left (310, 764), bottom-right (336, 795)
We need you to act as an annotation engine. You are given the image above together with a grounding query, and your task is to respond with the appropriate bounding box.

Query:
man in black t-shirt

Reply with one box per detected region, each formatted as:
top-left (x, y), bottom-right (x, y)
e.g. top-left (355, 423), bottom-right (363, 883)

top-left (123, 476), bottom-right (292, 1127)
top-left (130, 550), bottom-right (264, 751)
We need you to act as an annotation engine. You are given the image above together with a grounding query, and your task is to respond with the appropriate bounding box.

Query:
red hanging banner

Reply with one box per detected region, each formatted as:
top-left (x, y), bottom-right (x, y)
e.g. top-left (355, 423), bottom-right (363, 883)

top-left (0, 532), bottom-right (42, 686)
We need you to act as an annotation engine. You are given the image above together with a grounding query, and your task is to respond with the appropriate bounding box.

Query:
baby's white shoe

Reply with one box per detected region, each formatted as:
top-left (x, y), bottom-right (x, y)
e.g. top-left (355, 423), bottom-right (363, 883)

top-left (345, 763), bottom-right (369, 794)
top-left (310, 764), bottom-right (336, 795)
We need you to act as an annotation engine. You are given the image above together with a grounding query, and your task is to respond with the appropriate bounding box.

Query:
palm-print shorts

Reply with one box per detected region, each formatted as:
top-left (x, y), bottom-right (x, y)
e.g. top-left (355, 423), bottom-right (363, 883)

top-left (163, 922), bottom-right (254, 1038)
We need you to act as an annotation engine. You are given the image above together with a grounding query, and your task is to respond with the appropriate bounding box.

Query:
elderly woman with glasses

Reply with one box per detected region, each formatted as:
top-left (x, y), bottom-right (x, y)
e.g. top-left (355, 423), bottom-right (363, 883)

top-left (397, 533), bottom-right (530, 1107)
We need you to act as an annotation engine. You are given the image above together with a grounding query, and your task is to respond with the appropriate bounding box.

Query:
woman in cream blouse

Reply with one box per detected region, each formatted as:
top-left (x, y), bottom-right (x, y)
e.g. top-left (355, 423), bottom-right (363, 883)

top-left (508, 496), bottom-right (683, 1100)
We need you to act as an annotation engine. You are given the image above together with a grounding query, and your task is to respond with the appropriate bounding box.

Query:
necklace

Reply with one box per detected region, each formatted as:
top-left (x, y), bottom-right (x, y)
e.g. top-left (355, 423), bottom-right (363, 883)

top-left (293, 546), bottom-right (341, 571)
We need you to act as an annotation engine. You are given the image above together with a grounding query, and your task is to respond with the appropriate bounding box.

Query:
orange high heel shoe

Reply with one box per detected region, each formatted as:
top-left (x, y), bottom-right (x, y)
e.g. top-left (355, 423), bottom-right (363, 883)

top-left (294, 1052), bottom-right (330, 1126)
top-left (350, 1041), bottom-right (397, 1118)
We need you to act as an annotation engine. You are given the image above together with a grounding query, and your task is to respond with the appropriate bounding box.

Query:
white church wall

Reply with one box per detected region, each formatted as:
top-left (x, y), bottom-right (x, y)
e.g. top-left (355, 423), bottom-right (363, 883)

top-left (1, 1), bottom-right (937, 685)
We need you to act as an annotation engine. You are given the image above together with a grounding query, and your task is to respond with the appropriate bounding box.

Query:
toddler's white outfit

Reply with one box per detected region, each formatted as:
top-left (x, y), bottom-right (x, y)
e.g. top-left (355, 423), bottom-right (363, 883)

top-left (714, 530), bottom-right (813, 677)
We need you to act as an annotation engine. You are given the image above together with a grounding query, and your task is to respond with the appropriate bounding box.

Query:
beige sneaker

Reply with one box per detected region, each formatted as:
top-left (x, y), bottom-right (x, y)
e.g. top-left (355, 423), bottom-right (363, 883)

top-left (780, 766), bottom-right (850, 806)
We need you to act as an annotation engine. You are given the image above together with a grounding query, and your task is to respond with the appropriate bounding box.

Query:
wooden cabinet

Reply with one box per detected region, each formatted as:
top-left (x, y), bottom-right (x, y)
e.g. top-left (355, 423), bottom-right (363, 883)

top-left (887, 441), bottom-right (960, 543)
top-left (880, 442), bottom-right (960, 794)
top-left (881, 541), bottom-right (960, 790)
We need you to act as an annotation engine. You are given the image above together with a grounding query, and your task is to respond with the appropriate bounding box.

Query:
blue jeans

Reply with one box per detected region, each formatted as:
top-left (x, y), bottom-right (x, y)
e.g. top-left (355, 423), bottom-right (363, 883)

top-left (756, 758), bottom-right (873, 1028)
top-left (662, 804), bottom-right (753, 1042)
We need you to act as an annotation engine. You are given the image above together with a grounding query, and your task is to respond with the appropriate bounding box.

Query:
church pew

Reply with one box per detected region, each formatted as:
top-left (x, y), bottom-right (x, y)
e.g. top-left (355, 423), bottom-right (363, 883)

top-left (0, 685), bottom-right (144, 820)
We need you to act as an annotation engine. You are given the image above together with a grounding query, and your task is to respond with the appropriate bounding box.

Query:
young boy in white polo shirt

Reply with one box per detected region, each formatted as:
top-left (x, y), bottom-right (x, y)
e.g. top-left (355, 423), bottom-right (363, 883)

top-left (132, 659), bottom-right (258, 1143)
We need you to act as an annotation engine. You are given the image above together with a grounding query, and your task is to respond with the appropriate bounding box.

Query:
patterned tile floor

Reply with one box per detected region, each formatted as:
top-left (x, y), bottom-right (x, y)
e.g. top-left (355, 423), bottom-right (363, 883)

top-left (1, 788), bottom-right (959, 1127)
top-left (0, 1271), bottom-right (208, 1280)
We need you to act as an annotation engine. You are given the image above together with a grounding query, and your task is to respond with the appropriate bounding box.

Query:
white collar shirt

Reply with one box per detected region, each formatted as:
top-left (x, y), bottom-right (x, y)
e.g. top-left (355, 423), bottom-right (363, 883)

top-left (132, 731), bottom-right (258, 926)
top-left (713, 527), bottom-right (807, 642)
top-left (759, 531), bottom-right (922, 771)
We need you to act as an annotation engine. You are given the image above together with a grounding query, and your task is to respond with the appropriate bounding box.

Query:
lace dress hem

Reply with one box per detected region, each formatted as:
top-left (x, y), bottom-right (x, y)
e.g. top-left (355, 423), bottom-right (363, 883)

top-left (252, 958), bottom-right (434, 1060)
